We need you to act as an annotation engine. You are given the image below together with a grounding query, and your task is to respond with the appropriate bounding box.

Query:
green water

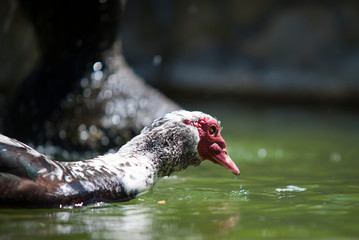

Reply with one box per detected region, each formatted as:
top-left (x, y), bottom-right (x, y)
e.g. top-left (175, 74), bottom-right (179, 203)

top-left (1, 102), bottom-right (358, 239)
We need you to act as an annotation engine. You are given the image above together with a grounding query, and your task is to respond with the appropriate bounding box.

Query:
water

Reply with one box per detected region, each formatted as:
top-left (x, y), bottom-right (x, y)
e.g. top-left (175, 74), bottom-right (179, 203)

top-left (0, 102), bottom-right (358, 239)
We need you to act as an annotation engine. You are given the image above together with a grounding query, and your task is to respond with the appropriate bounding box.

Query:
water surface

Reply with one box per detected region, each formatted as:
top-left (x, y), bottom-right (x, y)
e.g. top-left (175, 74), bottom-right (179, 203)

top-left (0, 102), bottom-right (358, 239)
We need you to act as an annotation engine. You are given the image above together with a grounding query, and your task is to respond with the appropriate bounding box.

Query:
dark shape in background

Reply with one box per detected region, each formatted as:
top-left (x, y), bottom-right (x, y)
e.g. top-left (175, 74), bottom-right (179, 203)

top-left (2, 0), bottom-right (119, 144)
top-left (0, 0), bottom-right (179, 159)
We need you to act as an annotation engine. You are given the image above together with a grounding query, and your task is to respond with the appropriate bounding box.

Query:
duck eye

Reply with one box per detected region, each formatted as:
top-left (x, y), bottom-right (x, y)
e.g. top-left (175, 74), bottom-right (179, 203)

top-left (209, 125), bottom-right (217, 135)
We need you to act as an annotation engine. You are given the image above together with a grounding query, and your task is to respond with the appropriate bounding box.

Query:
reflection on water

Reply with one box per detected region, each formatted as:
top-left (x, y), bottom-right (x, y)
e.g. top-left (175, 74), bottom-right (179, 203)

top-left (53, 205), bottom-right (152, 240)
top-left (0, 204), bottom-right (153, 240)
top-left (0, 198), bottom-right (243, 240)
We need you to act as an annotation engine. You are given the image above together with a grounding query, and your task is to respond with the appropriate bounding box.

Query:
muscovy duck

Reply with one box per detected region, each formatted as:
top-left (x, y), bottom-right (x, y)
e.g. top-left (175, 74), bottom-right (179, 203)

top-left (0, 110), bottom-right (239, 208)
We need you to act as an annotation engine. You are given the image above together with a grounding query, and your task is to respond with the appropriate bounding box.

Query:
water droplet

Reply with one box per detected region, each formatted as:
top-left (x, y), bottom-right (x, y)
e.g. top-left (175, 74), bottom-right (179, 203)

top-left (89, 125), bottom-right (97, 135)
top-left (92, 71), bottom-right (103, 82)
top-left (103, 89), bottom-right (112, 99)
top-left (93, 61), bottom-right (103, 72)
top-left (61, 150), bottom-right (70, 159)
top-left (80, 131), bottom-right (89, 141)
top-left (108, 148), bottom-right (116, 154)
top-left (111, 115), bottom-right (121, 125)
top-left (257, 148), bottom-right (267, 158)
top-left (78, 124), bottom-right (86, 132)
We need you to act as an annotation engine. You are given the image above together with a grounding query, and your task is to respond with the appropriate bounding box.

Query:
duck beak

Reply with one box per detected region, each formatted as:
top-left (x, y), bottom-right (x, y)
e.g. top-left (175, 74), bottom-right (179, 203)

top-left (209, 144), bottom-right (240, 175)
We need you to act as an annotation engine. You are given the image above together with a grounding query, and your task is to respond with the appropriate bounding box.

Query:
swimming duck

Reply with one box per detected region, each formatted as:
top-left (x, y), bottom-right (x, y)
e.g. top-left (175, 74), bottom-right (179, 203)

top-left (0, 110), bottom-right (239, 208)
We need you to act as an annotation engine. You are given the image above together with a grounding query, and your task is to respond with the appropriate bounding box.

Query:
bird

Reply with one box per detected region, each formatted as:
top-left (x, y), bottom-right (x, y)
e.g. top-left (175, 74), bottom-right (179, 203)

top-left (0, 110), bottom-right (239, 208)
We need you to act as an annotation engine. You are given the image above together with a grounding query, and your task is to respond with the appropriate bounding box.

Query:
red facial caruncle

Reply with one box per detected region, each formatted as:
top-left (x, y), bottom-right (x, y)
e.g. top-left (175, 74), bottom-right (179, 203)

top-left (184, 117), bottom-right (240, 175)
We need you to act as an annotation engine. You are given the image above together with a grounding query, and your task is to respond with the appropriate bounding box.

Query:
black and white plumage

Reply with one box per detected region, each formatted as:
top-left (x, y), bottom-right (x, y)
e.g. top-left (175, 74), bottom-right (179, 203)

top-left (0, 110), bottom-right (239, 208)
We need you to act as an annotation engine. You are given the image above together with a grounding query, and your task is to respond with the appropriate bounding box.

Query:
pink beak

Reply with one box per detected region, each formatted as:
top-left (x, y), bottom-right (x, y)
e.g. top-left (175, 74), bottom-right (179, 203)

top-left (209, 144), bottom-right (240, 175)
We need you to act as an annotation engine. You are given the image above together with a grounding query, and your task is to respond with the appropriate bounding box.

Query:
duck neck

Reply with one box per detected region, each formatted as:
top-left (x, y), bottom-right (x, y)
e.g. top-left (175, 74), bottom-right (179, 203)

top-left (119, 125), bottom-right (202, 178)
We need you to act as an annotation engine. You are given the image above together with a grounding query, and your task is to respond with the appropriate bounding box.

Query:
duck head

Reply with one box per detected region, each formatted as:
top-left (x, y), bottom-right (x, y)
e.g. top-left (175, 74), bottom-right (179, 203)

top-left (183, 113), bottom-right (240, 175)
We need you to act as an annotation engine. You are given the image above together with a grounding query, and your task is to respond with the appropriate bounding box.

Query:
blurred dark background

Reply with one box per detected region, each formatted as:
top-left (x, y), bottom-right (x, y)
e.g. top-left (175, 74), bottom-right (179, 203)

top-left (122, 0), bottom-right (359, 106)
top-left (1, 0), bottom-right (359, 107)
top-left (0, 0), bottom-right (358, 155)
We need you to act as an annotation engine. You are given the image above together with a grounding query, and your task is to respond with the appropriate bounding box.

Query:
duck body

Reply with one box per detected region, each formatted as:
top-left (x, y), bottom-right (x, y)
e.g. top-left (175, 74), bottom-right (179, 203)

top-left (0, 110), bottom-right (239, 208)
